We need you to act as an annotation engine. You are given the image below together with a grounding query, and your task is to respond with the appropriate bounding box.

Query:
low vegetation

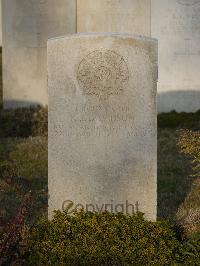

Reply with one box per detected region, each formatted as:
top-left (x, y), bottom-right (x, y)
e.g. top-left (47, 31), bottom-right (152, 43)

top-left (176, 130), bottom-right (200, 238)
top-left (0, 106), bottom-right (47, 138)
top-left (26, 211), bottom-right (185, 265)
top-left (0, 107), bottom-right (199, 264)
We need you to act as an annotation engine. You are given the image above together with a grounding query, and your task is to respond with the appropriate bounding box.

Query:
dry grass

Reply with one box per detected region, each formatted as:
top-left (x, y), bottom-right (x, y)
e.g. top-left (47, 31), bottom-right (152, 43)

top-left (157, 128), bottom-right (193, 220)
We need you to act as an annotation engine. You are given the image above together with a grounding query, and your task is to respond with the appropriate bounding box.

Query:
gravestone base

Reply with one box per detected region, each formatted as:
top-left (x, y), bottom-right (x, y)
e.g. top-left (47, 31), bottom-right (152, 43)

top-left (2, 0), bottom-right (76, 109)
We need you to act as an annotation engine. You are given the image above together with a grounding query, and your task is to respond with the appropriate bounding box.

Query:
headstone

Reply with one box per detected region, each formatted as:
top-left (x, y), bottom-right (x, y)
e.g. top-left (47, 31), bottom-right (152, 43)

top-left (48, 33), bottom-right (158, 221)
top-left (2, 0), bottom-right (76, 108)
top-left (77, 0), bottom-right (151, 36)
top-left (0, 1), bottom-right (2, 46)
top-left (151, 0), bottom-right (200, 112)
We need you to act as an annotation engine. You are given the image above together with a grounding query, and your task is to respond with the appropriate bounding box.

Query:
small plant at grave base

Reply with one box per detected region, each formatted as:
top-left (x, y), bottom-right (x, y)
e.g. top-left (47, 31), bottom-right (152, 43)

top-left (27, 210), bottom-right (182, 266)
top-left (176, 129), bottom-right (200, 238)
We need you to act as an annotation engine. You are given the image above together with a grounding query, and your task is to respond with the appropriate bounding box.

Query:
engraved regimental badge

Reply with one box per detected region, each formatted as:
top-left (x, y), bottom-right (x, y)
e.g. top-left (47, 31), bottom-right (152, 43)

top-left (77, 50), bottom-right (129, 100)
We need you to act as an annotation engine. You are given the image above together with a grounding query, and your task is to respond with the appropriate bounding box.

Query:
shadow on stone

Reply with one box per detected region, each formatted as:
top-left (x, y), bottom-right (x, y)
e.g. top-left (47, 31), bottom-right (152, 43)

top-left (2, 100), bottom-right (42, 109)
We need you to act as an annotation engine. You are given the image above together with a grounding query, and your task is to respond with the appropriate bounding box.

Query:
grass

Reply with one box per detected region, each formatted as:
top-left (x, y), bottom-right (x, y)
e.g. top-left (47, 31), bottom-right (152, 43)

top-left (0, 111), bottom-right (199, 227)
top-left (157, 128), bottom-right (192, 220)
top-left (0, 136), bottom-right (48, 223)
top-left (158, 110), bottom-right (200, 130)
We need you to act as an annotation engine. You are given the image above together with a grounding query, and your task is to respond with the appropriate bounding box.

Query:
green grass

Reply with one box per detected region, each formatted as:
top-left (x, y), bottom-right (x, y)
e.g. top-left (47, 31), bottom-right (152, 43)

top-left (0, 137), bottom-right (48, 225)
top-left (0, 137), bottom-right (21, 161)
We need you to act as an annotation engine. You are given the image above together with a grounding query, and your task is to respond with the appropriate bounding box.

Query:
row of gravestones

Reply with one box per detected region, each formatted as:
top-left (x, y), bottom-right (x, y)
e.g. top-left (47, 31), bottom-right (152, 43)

top-left (1, 0), bottom-right (200, 220)
top-left (2, 0), bottom-right (200, 112)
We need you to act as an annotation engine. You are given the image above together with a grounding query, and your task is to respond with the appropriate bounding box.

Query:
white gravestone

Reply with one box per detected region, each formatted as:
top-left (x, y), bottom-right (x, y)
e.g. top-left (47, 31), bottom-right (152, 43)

top-left (2, 0), bottom-right (76, 108)
top-left (152, 0), bottom-right (200, 112)
top-left (0, 1), bottom-right (2, 46)
top-left (77, 0), bottom-right (151, 36)
top-left (48, 34), bottom-right (158, 220)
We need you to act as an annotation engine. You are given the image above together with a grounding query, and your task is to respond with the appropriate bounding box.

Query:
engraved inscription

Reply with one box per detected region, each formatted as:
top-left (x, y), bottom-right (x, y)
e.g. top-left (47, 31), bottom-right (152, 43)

top-left (77, 50), bottom-right (129, 100)
top-left (50, 102), bottom-right (155, 140)
top-left (65, 125), bottom-right (155, 139)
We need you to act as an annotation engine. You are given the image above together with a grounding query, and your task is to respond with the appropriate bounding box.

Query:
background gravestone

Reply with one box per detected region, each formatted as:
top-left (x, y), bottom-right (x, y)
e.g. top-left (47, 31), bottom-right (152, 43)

top-left (77, 0), bottom-right (151, 36)
top-left (152, 0), bottom-right (200, 112)
top-left (48, 33), bottom-right (158, 221)
top-left (0, 1), bottom-right (2, 47)
top-left (2, 0), bottom-right (76, 108)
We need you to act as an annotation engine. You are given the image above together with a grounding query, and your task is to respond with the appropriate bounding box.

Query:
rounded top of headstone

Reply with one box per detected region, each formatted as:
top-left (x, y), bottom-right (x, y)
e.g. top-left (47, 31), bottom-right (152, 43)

top-left (47, 32), bottom-right (158, 44)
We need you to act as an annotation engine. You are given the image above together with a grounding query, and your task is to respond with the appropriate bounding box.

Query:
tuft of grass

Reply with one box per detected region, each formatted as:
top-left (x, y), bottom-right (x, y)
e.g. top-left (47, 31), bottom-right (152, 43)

top-left (0, 136), bottom-right (48, 181)
top-left (0, 137), bottom-right (48, 224)
top-left (176, 182), bottom-right (200, 238)
top-left (157, 128), bottom-right (193, 221)
top-left (176, 130), bottom-right (200, 238)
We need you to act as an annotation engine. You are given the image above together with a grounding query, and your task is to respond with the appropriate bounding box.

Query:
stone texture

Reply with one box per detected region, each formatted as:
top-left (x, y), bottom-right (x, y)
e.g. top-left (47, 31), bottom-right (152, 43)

top-left (77, 0), bottom-right (151, 36)
top-left (48, 33), bottom-right (157, 220)
top-left (151, 0), bottom-right (200, 112)
top-left (0, 1), bottom-right (2, 46)
top-left (2, 0), bottom-right (76, 108)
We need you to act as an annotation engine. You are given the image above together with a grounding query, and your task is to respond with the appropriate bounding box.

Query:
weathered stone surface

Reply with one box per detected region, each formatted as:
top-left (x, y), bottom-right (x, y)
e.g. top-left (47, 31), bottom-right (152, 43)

top-left (48, 33), bottom-right (157, 220)
top-left (2, 0), bottom-right (76, 108)
top-left (77, 0), bottom-right (151, 36)
top-left (0, 1), bottom-right (2, 46)
top-left (151, 0), bottom-right (200, 112)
